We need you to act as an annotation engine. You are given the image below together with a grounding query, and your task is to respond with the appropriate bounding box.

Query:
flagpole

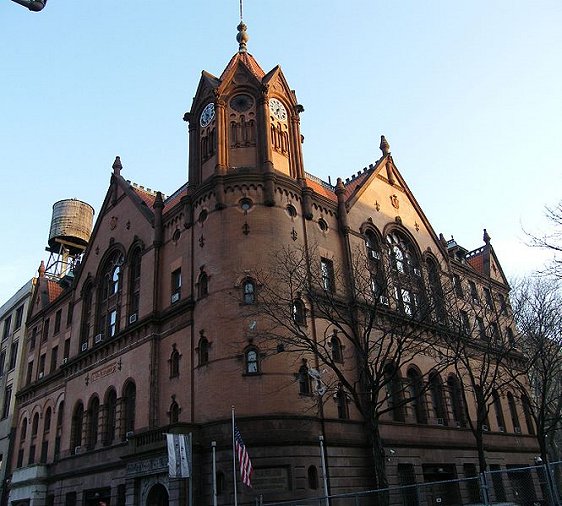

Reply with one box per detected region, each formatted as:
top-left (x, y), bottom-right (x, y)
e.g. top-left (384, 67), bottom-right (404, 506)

top-left (212, 441), bottom-right (218, 506)
top-left (319, 435), bottom-right (329, 506)
top-left (188, 433), bottom-right (193, 506)
top-left (232, 406), bottom-right (238, 506)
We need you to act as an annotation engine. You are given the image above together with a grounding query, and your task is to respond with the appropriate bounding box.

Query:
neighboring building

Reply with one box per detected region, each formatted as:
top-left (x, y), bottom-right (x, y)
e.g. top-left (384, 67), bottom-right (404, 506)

top-left (8, 24), bottom-right (539, 506)
top-left (0, 280), bottom-right (35, 505)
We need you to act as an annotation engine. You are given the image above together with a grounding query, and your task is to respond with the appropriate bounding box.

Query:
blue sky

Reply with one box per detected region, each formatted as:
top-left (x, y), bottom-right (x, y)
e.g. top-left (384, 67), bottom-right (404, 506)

top-left (1, 0), bottom-right (561, 303)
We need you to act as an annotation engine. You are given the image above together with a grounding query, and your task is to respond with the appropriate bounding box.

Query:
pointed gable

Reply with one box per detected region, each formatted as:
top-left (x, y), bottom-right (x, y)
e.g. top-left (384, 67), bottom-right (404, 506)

top-left (220, 51), bottom-right (265, 82)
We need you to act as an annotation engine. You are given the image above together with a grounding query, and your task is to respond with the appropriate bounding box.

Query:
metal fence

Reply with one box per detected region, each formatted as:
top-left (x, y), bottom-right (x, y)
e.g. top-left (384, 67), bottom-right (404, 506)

top-left (260, 461), bottom-right (562, 506)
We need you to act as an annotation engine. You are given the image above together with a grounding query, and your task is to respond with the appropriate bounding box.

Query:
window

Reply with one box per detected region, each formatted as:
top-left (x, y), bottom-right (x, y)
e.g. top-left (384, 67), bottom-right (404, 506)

top-left (0, 351), bottom-right (5, 377)
top-left (16, 448), bottom-right (24, 468)
top-left (44, 408), bottom-right (52, 433)
top-left (38, 353), bottom-right (46, 379)
top-left (71, 402), bottom-right (84, 451)
top-left (507, 392), bottom-right (520, 433)
top-left (387, 231), bottom-right (423, 316)
top-left (427, 259), bottom-right (445, 321)
top-left (8, 342), bottom-right (18, 370)
top-left (2, 386), bottom-right (12, 418)
top-left (28, 444), bottom-right (36, 465)
top-left (330, 332), bottom-right (343, 363)
top-left (298, 364), bottom-right (311, 395)
top-left (129, 248), bottom-right (142, 319)
top-left (104, 389), bottom-right (117, 445)
top-left (66, 301), bottom-right (73, 326)
top-left (460, 311), bottom-right (470, 335)
top-left (15, 306), bottom-right (24, 330)
top-left (26, 361), bottom-right (33, 385)
top-left (308, 466), bottom-right (319, 490)
top-left (198, 271), bottom-right (209, 299)
top-left (429, 373), bottom-right (447, 425)
top-left (447, 375), bottom-right (466, 427)
top-left (171, 268), bottom-right (182, 302)
top-left (198, 337), bottom-right (209, 367)
top-left (320, 258), bottom-right (335, 293)
top-left (384, 363), bottom-right (405, 422)
top-left (87, 397), bottom-right (100, 449)
top-left (492, 389), bottom-right (505, 431)
top-left (292, 299), bottom-right (306, 326)
top-left (32, 413), bottom-right (39, 437)
top-left (81, 283), bottom-right (93, 344)
top-left (453, 274), bottom-right (464, 298)
top-left (54, 309), bottom-right (62, 334)
top-left (245, 348), bottom-right (259, 375)
top-left (97, 252), bottom-right (122, 338)
top-left (483, 288), bottom-right (494, 309)
top-left (169, 401), bottom-right (180, 424)
top-left (50, 346), bottom-right (58, 373)
top-left (336, 387), bottom-right (349, 419)
top-left (42, 318), bottom-right (50, 342)
top-left (521, 395), bottom-right (535, 435)
top-left (64, 338), bottom-right (70, 360)
top-left (170, 346), bottom-right (181, 376)
top-left (123, 382), bottom-right (136, 438)
top-left (365, 231), bottom-right (385, 297)
top-left (2, 316), bottom-right (11, 340)
top-left (477, 317), bottom-right (486, 339)
top-left (498, 293), bottom-right (508, 315)
top-left (21, 417), bottom-right (28, 441)
top-left (407, 368), bottom-right (426, 424)
top-left (242, 279), bottom-right (256, 305)
top-left (469, 281), bottom-right (479, 304)
top-left (30, 326), bottom-right (37, 350)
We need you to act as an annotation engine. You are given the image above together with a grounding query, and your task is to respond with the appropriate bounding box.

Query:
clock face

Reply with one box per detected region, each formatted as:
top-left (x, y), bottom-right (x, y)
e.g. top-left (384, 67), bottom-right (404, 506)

top-left (230, 94), bottom-right (254, 113)
top-left (269, 98), bottom-right (287, 121)
top-left (200, 102), bottom-right (215, 127)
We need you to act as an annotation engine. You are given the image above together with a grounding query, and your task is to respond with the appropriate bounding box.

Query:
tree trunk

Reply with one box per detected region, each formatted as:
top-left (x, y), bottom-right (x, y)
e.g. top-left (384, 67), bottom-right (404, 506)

top-left (368, 416), bottom-right (389, 503)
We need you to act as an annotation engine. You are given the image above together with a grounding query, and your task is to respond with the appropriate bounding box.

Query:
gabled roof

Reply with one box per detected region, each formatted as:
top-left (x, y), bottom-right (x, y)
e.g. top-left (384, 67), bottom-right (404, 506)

top-left (220, 51), bottom-right (266, 81)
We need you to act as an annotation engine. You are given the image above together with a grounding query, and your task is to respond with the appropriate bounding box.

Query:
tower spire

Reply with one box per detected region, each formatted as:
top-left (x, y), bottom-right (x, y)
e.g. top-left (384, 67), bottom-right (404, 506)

top-left (236, 0), bottom-right (249, 53)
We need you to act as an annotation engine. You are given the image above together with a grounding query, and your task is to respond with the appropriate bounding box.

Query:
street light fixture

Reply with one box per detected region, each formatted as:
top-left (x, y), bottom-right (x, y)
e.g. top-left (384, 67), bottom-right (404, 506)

top-left (10, 0), bottom-right (47, 12)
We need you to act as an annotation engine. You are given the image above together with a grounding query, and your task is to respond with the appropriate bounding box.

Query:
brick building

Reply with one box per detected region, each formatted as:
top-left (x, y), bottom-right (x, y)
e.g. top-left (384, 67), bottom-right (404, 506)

top-left (7, 23), bottom-right (538, 506)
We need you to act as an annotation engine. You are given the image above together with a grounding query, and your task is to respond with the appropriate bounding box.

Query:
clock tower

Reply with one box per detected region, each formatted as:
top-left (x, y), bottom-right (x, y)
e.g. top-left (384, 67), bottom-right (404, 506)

top-left (184, 22), bottom-right (305, 206)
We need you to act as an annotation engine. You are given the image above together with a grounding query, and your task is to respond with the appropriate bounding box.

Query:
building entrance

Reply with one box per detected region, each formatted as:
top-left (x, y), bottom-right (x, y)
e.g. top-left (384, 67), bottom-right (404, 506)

top-left (146, 484), bottom-right (169, 506)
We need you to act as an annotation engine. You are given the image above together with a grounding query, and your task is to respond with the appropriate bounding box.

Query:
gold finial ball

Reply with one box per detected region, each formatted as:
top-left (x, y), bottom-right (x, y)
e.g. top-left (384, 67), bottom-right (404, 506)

top-left (237, 22), bottom-right (249, 51)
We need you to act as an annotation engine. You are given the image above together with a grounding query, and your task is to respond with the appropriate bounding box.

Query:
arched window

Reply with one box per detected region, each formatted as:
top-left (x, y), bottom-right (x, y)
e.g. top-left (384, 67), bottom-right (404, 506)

top-left (71, 402), bottom-right (84, 451)
top-left (507, 392), bottom-right (520, 433)
top-left (365, 229), bottom-right (385, 297)
top-left (21, 417), bottom-right (28, 441)
top-left (245, 348), bottom-right (259, 375)
top-left (292, 299), bottom-right (306, 326)
top-left (104, 389), bottom-right (117, 445)
top-left (492, 389), bottom-right (506, 432)
top-left (57, 402), bottom-right (64, 429)
top-left (44, 408), bottom-right (52, 434)
top-left (32, 413), bottom-right (40, 437)
top-left (123, 382), bottom-right (136, 438)
top-left (384, 363), bottom-right (405, 422)
top-left (169, 400), bottom-right (180, 424)
top-left (80, 282), bottom-right (93, 345)
top-left (429, 372), bottom-right (447, 425)
top-left (242, 279), bottom-right (256, 305)
top-left (298, 363), bottom-right (311, 395)
top-left (97, 251), bottom-right (123, 338)
top-left (170, 346), bottom-right (181, 376)
top-left (198, 337), bottom-right (209, 367)
top-left (427, 258), bottom-right (446, 322)
top-left (407, 368), bottom-right (426, 424)
top-left (308, 465), bottom-right (319, 490)
top-left (386, 231), bottom-right (423, 316)
top-left (87, 397), bottom-right (99, 449)
top-left (447, 375), bottom-right (466, 427)
top-left (336, 386), bottom-right (349, 419)
top-left (330, 332), bottom-right (343, 363)
top-left (521, 395), bottom-right (535, 435)
top-left (198, 271), bottom-right (208, 299)
top-left (129, 247), bottom-right (142, 320)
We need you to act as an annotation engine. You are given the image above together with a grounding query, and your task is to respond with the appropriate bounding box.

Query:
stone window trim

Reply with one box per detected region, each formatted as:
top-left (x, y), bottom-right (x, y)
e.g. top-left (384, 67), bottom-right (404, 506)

top-left (196, 333), bottom-right (211, 367)
top-left (242, 346), bottom-right (261, 376)
top-left (169, 344), bottom-right (182, 377)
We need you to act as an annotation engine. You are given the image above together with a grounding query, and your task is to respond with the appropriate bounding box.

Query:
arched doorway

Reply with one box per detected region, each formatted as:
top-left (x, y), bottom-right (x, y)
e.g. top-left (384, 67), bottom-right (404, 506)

top-left (146, 483), bottom-right (169, 506)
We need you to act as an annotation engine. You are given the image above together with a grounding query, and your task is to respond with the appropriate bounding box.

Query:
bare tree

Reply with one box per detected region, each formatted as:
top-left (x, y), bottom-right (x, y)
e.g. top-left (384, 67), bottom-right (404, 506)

top-left (527, 201), bottom-right (562, 278)
top-left (248, 242), bottom-right (453, 491)
top-left (510, 276), bottom-right (562, 463)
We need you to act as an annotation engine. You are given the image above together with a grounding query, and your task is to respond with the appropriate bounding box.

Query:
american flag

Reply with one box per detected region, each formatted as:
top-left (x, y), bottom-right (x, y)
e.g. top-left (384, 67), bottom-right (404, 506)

top-left (234, 425), bottom-right (253, 487)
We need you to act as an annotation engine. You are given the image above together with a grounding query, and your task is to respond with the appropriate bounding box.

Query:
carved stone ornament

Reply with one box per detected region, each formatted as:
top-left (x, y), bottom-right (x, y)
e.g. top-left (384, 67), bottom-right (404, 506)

top-left (110, 216), bottom-right (118, 230)
top-left (390, 195), bottom-right (399, 209)
top-left (199, 235), bottom-right (205, 247)
top-left (375, 201), bottom-right (380, 212)
top-left (291, 228), bottom-right (298, 241)
top-left (415, 221), bottom-right (420, 232)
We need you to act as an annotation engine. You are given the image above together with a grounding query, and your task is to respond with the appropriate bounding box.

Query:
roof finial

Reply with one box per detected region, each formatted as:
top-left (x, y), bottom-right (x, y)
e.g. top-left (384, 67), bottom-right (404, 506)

top-left (236, 0), bottom-right (248, 53)
top-left (483, 228), bottom-right (491, 244)
top-left (380, 135), bottom-right (390, 156)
